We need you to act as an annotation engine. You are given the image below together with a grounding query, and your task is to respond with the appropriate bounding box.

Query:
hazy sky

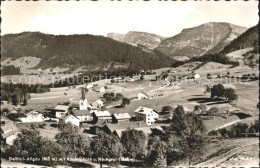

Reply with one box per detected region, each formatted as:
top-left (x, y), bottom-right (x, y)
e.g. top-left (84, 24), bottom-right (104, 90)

top-left (2, 1), bottom-right (259, 37)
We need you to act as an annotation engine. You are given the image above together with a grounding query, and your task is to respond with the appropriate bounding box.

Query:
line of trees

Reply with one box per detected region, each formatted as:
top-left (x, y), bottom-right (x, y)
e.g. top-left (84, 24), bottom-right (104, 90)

top-left (2, 65), bottom-right (21, 75)
top-left (209, 119), bottom-right (259, 138)
top-left (1, 83), bottom-right (50, 106)
top-left (102, 92), bottom-right (131, 108)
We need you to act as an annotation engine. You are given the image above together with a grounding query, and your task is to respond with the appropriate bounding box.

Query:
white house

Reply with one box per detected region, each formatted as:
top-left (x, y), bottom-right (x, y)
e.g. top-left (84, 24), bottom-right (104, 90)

top-left (99, 87), bottom-right (106, 93)
top-left (59, 114), bottom-right (80, 127)
top-left (134, 106), bottom-right (159, 126)
top-left (193, 73), bottom-right (200, 79)
top-left (72, 109), bottom-right (91, 122)
top-left (53, 105), bottom-right (69, 118)
top-left (19, 110), bottom-right (44, 123)
top-left (137, 92), bottom-right (149, 100)
top-left (90, 99), bottom-right (104, 110)
top-left (86, 84), bottom-right (94, 90)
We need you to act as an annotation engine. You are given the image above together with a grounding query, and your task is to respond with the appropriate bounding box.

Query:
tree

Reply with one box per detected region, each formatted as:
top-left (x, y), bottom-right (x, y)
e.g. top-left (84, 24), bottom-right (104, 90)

top-left (228, 123), bottom-right (249, 138)
top-left (161, 106), bottom-right (173, 115)
top-left (7, 113), bottom-right (26, 121)
top-left (219, 128), bottom-right (229, 138)
top-left (140, 74), bottom-right (144, 80)
top-left (2, 108), bottom-right (10, 116)
top-left (224, 88), bottom-right (238, 102)
top-left (23, 98), bottom-right (28, 106)
top-left (248, 119), bottom-right (259, 133)
top-left (207, 107), bottom-right (219, 116)
top-left (91, 131), bottom-right (122, 167)
top-left (210, 84), bottom-right (226, 99)
top-left (11, 94), bottom-right (18, 106)
top-left (55, 123), bottom-right (91, 158)
top-left (146, 136), bottom-right (167, 167)
top-left (103, 92), bottom-right (115, 103)
top-left (169, 105), bottom-right (186, 135)
top-left (121, 98), bottom-right (130, 107)
top-left (168, 109), bottom-right (207, 166)
top-left (121, 129), bottom-right (146, 161)
top-left (115, 93), bottom-right (124, 101)
top-left (5, 129), bottom-right (65, 166)
top-left (194, 104), bottom-right (206, 113)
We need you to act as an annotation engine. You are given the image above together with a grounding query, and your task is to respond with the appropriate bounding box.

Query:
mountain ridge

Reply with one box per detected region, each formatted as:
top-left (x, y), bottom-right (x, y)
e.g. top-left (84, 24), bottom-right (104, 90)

top-left (1, 32), bottom-right (176, 72)
top-left (155, 22), bottom-right (248, 58)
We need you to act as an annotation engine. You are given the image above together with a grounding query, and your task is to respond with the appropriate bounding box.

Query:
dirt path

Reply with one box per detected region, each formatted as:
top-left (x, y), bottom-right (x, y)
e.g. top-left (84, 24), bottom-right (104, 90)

top-left (216, 119), bottom-right (241, 130)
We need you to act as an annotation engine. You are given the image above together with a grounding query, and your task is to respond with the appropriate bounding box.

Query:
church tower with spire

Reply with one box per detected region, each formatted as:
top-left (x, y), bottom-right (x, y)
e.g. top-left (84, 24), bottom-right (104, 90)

top-left (79, 88), bottom-right (88, 110)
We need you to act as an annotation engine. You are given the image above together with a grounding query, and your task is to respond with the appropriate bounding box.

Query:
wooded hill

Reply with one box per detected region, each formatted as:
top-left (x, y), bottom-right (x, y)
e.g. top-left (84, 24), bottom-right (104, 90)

top-left (1, 32), bottom-right (176, 71)
top-left (220, 24), bottom-right (259, 54)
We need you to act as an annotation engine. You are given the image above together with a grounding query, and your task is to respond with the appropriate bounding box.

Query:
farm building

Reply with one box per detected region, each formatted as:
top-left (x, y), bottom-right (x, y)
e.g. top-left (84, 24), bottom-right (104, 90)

top-left (91, 110), bottom-right (111, 123)
top-left (89, 120), bottom-right (108, 135)
top-left (59, 114), bottom-right (80, 127)
top-left (86, 84), bottom-right (94, 90)
top-left (1, 116), bottom-right (20, 145)
top-left (135, 106), bottom-right (159, 126)
top-left (103, 121), bottom-right (148, 135)
top-left (46, 105), bottom-right (69, 118)
top-left (19, 110), bottom-right (45, 123)
top-left (193, 73), bottom-right (200, 79)
top-left (187, 73), bottom-right (201, 80)
top-left (94, 86), bottom-right (106, 93)
top-left (112, 113), bottom-right (131, 123)
top-left (72, 109), bottom-right (91, 122)
top-left (137, 92), bottom-right (149, 100)
top-left (90, 99), bottom-right (104, 110)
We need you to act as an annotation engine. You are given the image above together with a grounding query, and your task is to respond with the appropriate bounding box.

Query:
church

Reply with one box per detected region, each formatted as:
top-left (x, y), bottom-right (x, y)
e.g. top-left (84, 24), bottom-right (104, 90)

top-left (71, 89), bottom-right (91, 122)
top-left (79, 89), bottom-right (88, 110)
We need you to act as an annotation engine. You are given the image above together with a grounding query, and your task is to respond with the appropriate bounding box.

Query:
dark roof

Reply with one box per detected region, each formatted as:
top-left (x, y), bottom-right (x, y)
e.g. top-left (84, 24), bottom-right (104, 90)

top-left (72, 109), bottom-right (90, 116)
top-left (71, 104), bottom-right (79, 108)
top-left (104, 121), bottom-right (148, 133)
top-left (93, 120), bottom-right (108, 128)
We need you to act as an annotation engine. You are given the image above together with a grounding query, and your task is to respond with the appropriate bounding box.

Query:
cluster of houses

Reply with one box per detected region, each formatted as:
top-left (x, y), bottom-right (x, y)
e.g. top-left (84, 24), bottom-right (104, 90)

top-left (1, 89), bottom-right (160, 145)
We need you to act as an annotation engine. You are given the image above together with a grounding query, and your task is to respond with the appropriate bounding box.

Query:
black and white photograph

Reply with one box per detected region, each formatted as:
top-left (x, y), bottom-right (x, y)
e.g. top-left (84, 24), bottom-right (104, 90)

top-left (1, 1), bottom-right (259, 167)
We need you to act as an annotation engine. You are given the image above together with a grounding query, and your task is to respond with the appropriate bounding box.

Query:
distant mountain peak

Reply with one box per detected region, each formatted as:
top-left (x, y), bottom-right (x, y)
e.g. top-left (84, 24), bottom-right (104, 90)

top-left (107, 31), bottom-right (165, 49)
top-left (155, 22), bottom-right (248, 58)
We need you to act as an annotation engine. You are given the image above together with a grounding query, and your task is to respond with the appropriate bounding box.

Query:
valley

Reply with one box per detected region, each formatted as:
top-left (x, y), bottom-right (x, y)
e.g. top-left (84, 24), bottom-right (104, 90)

top-left (1, 21), bottom-right (259, 168)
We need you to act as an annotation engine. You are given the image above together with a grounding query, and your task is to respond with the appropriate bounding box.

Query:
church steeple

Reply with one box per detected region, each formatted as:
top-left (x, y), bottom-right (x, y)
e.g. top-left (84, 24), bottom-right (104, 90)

top-left (79, 88), bottom-right (88, 110)
top-left (81, 88), bottom-right (86, 100)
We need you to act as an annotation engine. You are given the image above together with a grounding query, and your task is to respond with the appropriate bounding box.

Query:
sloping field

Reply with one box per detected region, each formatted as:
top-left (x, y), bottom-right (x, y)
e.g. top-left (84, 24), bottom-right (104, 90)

top-left (226, 48), bottom-right (253, 62)
top-left (203, 115), bottom-right (240, 132)
top-left (195, 62), bottom-right (232, 75)
top-left (196, 138), bottom-right (259, 167)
